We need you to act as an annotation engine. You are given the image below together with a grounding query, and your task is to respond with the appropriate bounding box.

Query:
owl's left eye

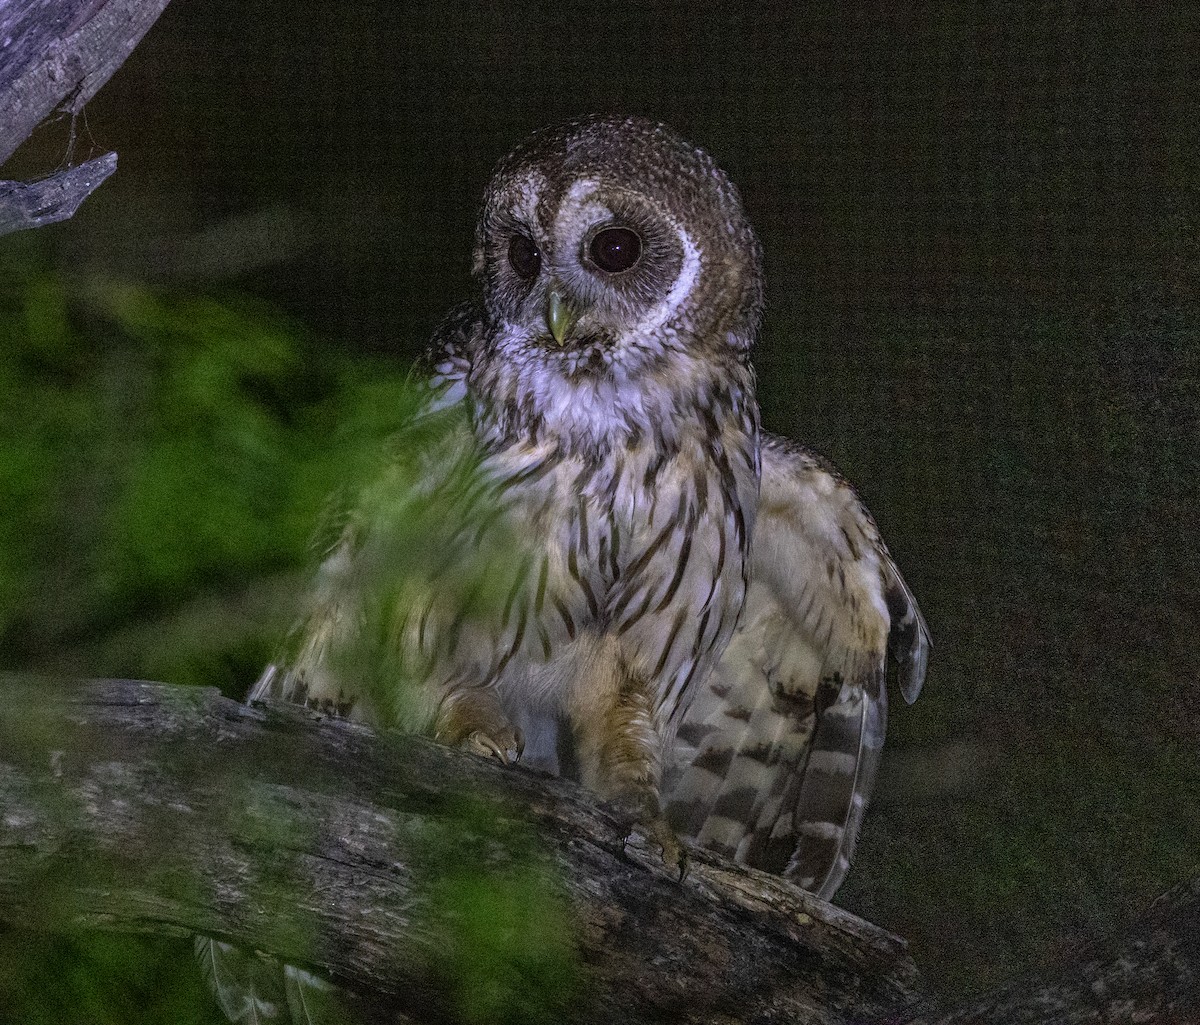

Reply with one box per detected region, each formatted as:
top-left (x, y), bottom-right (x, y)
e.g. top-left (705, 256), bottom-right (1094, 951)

top-left (508, 234), bottom-right (542, 280)
top-left (589, 227), bottom-right (642, 273)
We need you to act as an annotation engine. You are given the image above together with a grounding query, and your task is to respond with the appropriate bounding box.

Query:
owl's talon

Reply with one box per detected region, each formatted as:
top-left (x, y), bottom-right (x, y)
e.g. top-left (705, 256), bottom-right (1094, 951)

top-left (435, 690), bottom-right (522, 765)
top-left (609, 789), bottom-right (688, 881)
top-left (464, 730), bottom-right (501, 761)
top-left (463, 727), bottom-right (523, 765)
top-left (650, 820), bottom-right (687, 881)
top-left (622, 816), bottom-right (689, 881)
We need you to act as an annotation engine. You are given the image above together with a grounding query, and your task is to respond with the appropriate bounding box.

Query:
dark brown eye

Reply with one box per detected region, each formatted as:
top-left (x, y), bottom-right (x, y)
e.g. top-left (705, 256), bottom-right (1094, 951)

top-left (507, 234), bottom-right (541, 280)
top-left (589, 227), bottom-right (642, 273)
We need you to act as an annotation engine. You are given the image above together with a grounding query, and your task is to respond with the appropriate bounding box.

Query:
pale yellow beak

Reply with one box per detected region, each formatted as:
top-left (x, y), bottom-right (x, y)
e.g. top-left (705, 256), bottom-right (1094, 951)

top-left (546, 289), bottom-right (576, 345)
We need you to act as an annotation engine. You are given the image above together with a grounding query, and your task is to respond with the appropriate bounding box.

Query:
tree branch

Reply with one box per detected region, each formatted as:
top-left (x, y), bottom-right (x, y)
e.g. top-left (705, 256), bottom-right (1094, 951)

top-left (0, 676), bottom-right (920, 1024)
top-left (0, 0), bottom-right (171, 233)
top-left (0, 0), bottom-right (172, 165)
top-left (0, 151), bottom-right (116, 234)
top-left (902, 875), bottom-right (1200, 1025)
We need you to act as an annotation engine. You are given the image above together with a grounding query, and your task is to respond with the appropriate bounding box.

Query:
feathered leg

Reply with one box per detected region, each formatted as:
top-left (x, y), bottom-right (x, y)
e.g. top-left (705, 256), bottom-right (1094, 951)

top-left (568, 636), bottom-right (685, 874)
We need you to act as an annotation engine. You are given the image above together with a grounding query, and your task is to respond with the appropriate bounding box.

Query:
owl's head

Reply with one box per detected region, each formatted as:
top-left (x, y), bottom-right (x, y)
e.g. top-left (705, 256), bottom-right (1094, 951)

top-left (474, 116), bottom-right (763, 374)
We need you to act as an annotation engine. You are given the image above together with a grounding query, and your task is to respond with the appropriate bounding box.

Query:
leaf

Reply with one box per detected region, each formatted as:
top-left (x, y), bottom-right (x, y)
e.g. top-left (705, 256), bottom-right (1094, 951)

top-left (283, 965), bottom-right (341, 1025)
top-left (194, 936), bottom-right (286, 1023)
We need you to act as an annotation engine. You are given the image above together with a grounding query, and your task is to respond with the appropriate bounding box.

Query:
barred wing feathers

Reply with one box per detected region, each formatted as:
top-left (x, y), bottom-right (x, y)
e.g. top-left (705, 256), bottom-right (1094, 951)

top-left (665, 435), bottom-right (929, 900)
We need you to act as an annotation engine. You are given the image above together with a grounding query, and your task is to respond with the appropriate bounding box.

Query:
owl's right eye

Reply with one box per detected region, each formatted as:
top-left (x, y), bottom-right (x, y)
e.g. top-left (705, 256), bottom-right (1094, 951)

top-left (507, 234), bottom-right (542, 280)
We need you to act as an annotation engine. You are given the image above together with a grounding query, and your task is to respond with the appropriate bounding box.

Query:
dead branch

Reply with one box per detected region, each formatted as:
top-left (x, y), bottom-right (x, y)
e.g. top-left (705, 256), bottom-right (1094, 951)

top-left (0, 676), bottom-right (920, 1025)
top-left (901, 875), bottom-right (1200, 1025)
top-left (0, 0), bottom-right (171, 232)
top-left (0, 150), bottom-right (116, 233)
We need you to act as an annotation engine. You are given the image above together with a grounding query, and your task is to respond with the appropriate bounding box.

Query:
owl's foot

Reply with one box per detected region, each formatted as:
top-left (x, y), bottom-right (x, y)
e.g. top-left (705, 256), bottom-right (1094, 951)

top-left (611, 788), bottom-right (689, 882)
top-left (435, 689), bottom-right (524, 765)
top-left (628, 815), bottom-right (689, 882)
top-left (462, 725), bottom-right (525, 764)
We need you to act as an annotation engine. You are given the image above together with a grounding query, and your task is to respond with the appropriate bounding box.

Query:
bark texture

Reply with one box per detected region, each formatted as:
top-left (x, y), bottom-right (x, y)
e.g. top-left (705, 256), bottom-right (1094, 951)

top-left (0, 150), bottom-right (115, 233)
top-left (0, 0), bottom-right (170, 232)
top-left (0, 676), bottom-right (921, 1025)
top-left (902, 875), bottom-right (1200, 1025)
top-left (0, 0), bottom-right (171, 164)
top-left (2, 676), bottom-right (1196, 1024)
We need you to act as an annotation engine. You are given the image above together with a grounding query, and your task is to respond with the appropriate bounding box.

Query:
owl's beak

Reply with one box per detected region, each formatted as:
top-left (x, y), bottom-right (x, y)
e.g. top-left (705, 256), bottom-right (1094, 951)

top-left (546, 289), bottom-right (576, 345)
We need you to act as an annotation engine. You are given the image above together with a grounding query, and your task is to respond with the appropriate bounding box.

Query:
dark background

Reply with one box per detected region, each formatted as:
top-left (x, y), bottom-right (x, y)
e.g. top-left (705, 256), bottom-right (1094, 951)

top-left (3, 0), bottom-right (1198, 1015)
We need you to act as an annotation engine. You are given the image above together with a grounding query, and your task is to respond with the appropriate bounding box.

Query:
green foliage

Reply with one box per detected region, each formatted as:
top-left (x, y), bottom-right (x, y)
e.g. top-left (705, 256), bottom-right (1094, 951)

top-left (320, 401), bottom-right (534, 730)
top-left (0, 248), bottom-right (418, 692)
top-left (0, 933), bottom-right (226, 1025)
top-left (88, 282), bottom-right (316, 602)
top-left (0, 250), bottom-right (581, 1023)
top-left (415, 798), bottom-right (580, 1024)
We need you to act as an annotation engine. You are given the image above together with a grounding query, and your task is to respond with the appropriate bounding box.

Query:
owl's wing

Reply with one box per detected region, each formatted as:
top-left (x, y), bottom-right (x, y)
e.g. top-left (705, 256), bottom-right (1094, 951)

top-left (665, 435), bottom-right (929, 900)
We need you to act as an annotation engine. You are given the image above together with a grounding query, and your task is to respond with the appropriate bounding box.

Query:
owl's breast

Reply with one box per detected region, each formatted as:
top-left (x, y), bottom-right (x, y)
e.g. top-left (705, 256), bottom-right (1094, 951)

top-left (485, 413), bottom-right (759, 727)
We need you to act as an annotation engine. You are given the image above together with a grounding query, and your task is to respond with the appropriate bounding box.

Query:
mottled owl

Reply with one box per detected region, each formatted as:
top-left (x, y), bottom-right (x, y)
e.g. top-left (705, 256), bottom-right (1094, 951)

top-left (251, 114), bottom-right (930, 899)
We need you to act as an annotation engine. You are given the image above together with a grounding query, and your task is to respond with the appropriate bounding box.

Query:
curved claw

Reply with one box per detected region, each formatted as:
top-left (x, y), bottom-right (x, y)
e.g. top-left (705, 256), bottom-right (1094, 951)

top-left (512, 724), bottom-right (525, 763)
top-left (435, 690), bottom-right (523, 765)
top-left (464, 725), bottom-right (524, 765)
top-left (619, 810), bottom-right (689, 882)
top-left (646, 823), bottom-right (688, 882)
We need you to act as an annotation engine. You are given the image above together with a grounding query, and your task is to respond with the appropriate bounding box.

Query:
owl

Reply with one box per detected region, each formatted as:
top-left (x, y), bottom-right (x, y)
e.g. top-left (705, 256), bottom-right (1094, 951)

top-left (251, 115), bottom-right (930, 897)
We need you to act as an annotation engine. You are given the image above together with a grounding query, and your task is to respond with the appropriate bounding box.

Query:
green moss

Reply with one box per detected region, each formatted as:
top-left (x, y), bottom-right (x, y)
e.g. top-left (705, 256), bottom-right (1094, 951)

top-left (413, 798), bottom-right (581, 1024)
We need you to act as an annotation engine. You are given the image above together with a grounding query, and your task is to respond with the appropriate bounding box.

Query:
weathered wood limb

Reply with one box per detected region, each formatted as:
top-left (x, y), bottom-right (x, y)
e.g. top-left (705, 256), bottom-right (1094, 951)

top-left (0, 150), bottom-right (115, 234)
top-left (902, 875), bottom-right (1200, 1025)
top-left (0, 0), bottom-right (172, 165)
top-left (0, 676), bottom-right (921, 1025)
top-left (0, 0), bottom-right (170, 232)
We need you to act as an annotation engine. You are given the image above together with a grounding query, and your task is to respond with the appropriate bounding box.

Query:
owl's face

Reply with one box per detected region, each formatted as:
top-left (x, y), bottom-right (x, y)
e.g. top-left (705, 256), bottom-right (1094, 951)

top-left (473, 116), bottom-right (763, 379)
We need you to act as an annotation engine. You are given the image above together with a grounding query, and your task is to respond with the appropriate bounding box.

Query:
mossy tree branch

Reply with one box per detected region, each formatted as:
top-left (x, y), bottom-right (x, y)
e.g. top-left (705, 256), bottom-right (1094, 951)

top-left (3, 676), bottom-right (1196, 1024)
top-left (0, 676), bottom-right (920, 1025)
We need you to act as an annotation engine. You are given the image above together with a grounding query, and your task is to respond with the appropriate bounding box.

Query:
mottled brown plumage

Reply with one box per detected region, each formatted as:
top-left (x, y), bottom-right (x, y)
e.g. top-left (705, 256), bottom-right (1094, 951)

top-left (250, 115), bottom-right (929, 898)
top-left (665, 436), bottom-right (928, 897)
